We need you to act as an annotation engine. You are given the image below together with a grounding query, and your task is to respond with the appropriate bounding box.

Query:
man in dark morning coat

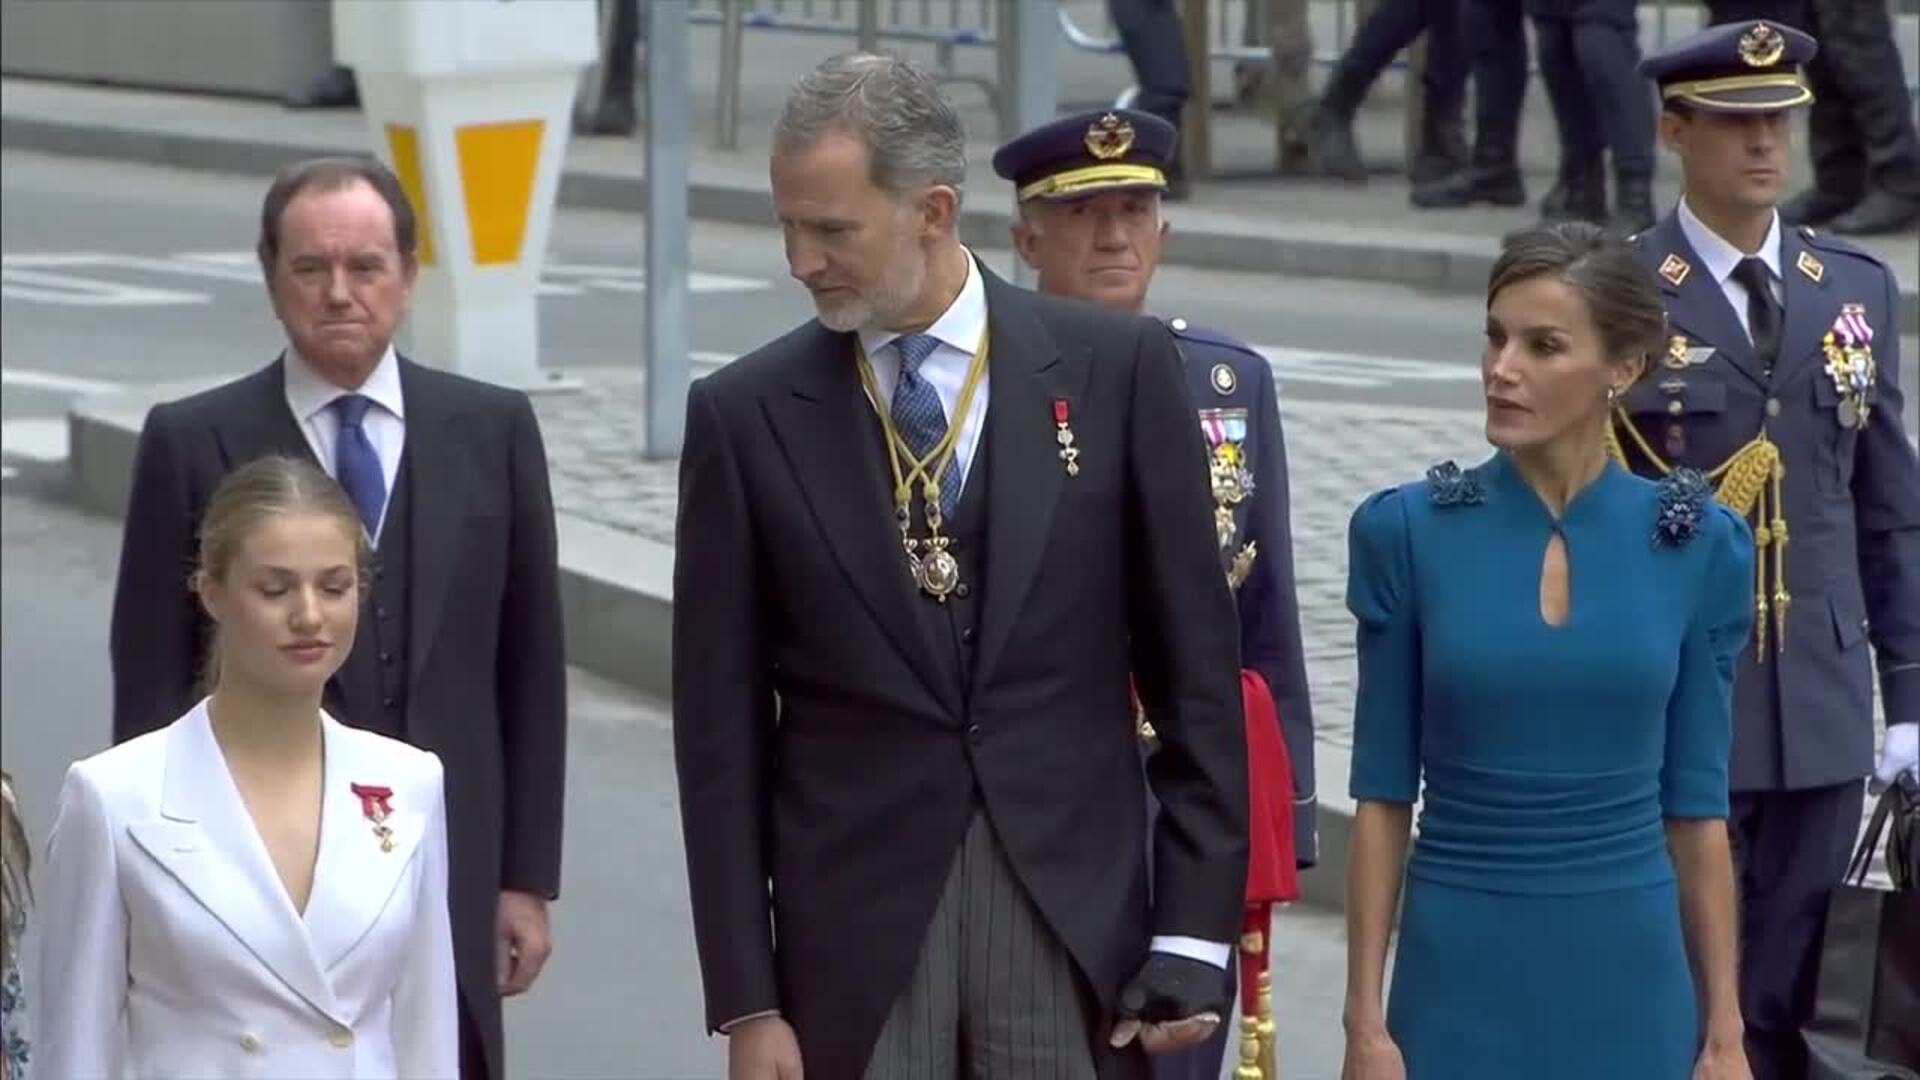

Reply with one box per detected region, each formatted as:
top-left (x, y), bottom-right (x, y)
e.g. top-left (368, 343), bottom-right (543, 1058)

top-left (995, 106), bottom-right (1318, 1080)
top-left (1615, 24), bottom-right (1920, 1079)
top-left (107, 156), bottom-right (569, 1080)
top-left (672, 53), bottom-right (1248, 1080)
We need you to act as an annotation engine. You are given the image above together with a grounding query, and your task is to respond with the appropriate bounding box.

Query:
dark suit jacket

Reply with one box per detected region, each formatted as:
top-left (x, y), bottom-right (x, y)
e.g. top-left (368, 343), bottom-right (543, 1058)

top-left (1622, 216), bottom-right (1920, 791)
top-left (672, 264), bottom-right (1249, 1079)
top-left (107, 355), bottom-right (568, 1080)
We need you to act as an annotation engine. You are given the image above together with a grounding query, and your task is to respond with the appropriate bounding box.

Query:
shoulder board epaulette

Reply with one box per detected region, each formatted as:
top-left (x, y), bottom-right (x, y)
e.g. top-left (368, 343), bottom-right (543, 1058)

top-left (1164, 316), bottom-right (1263, 362)
top-left (1796, 224), bottom-right (1892, 272)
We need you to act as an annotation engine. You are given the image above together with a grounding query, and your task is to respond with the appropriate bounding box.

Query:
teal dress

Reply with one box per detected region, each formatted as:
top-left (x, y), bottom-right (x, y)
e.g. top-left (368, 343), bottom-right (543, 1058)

top-left (1347, 452), bottom-right (1753, 1079)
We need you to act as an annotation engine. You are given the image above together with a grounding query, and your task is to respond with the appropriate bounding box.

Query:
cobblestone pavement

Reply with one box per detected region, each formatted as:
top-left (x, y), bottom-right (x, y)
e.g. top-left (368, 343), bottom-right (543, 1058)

top-left (532, 367), bottom-right (1492, 750)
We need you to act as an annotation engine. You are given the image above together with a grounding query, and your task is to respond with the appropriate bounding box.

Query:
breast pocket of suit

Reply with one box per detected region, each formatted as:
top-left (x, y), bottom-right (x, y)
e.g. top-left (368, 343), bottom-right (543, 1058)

top-left (1622, 378), bottom-right (1730, 465)
top-left (1808, 377), bottom-right (1860, 498)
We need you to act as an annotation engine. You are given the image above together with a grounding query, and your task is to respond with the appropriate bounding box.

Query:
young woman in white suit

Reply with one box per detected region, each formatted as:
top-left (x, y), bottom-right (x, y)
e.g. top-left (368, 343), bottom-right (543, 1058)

top-left (35, 455), bottom-right (458, 1078)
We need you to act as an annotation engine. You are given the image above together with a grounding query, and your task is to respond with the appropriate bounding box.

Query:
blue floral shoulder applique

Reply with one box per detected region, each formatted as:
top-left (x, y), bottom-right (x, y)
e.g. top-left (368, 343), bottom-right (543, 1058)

top-left (1653, 468), bottom-right (1712, 548)
top-left (1426, 460), bottom-right (1485, 507)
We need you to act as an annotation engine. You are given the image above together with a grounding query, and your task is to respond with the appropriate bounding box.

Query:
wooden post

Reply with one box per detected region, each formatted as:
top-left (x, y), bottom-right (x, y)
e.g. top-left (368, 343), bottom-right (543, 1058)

top-left (1180, 0), bottom-right (1210, 179)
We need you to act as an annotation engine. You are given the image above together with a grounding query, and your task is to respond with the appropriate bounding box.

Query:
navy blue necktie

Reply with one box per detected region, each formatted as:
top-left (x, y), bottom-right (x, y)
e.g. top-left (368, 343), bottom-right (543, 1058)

top-left (889, 334), bottom-right (962, 517)
top-left (331, 394), bottom-right (387, 537)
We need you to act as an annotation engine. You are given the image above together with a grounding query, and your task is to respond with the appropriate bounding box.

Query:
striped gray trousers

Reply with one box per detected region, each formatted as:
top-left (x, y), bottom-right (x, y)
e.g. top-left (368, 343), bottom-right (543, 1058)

top-left (862, 811), bottom-right (1102, 1079)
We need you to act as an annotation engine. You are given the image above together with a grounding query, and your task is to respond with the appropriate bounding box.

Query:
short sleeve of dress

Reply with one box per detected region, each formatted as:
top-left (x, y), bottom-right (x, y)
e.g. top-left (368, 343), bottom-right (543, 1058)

top-left (1347, 487), bottom-right (1423, 804)
top-left (1661, 504), bottom-right (1756, 818)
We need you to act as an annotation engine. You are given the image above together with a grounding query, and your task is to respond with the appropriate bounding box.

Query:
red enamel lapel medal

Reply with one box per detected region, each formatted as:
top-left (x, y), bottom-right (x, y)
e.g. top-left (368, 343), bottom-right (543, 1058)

top-left (350, 782), bottom-right (396, 853)
top-left (1053, 398), bottom-right (1080, 477)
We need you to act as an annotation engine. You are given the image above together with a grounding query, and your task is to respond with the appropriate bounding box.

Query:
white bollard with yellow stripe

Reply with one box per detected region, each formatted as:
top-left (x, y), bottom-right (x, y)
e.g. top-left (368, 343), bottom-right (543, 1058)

top-left (332, 0), bottom-right (596, 390)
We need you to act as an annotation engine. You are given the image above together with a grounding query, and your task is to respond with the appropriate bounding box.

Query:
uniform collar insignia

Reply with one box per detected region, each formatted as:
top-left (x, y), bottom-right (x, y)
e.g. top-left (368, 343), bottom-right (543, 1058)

top-left (1796, 249), bottom-right (1824, 283)
top-left (1659, 253), bottom-right (1692, 287)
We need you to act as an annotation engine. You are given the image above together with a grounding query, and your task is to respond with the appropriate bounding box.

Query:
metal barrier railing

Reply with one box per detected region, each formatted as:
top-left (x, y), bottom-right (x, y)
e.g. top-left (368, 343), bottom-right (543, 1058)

top-left (692, 0), bottom-right (1003, 148)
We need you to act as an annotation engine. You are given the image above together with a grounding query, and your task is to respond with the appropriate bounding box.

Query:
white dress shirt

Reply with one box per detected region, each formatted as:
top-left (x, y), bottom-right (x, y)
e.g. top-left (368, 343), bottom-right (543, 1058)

top-left (283, 343), bottom-right (407, 543)
top-left (856, 248), bottom-right (991, 493)
top-left (1678, 197), bottom-right (1783, 342)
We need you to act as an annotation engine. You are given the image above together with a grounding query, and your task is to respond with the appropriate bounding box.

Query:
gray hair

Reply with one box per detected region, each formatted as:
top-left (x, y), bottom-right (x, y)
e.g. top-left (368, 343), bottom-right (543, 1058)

top-left (775, 52), bottom-right (968, 203)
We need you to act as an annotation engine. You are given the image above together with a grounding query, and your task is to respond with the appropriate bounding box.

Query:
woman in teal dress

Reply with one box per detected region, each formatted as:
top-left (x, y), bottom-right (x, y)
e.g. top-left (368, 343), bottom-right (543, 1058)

top-left (1340, 222), bottom-right (1754, 1080)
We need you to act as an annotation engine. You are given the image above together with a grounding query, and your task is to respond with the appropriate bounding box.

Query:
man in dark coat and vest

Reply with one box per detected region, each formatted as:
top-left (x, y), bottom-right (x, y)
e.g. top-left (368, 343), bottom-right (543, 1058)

top-left (672, 54), bottom-right (1249, 1079)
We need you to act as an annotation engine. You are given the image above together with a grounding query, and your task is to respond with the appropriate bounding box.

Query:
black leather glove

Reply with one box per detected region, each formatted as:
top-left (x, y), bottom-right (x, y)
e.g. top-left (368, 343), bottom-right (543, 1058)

top-left (1116, 952), bottom-right (1230, 1023)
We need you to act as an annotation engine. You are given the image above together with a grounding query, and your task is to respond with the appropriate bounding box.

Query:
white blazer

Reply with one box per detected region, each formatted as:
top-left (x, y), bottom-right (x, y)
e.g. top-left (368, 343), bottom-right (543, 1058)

top-left (33, 701), bottom-right (458, 1079)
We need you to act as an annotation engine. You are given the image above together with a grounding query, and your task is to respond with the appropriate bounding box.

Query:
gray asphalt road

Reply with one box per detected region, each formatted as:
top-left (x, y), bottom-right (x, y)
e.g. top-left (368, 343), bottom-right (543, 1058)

top-left (0, 147), bottom-right (1482, 413)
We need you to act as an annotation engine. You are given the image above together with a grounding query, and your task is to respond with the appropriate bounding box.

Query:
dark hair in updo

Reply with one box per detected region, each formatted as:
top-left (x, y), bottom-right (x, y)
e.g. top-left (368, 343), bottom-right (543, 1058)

top-left (1487, 221), bottom-right (1668, 381)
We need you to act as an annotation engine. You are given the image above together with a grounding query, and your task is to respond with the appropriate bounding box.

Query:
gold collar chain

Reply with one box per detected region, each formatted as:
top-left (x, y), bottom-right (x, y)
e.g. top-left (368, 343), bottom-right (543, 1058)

top-left (853, 328), bottom-right (992, 602)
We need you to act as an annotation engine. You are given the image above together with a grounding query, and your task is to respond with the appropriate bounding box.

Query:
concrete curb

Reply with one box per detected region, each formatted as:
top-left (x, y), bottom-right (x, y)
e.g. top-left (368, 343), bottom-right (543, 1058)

top-left (64, 390), bottom-right (1361, 912)
top-left (13, 110), bottom-right (1914, 333)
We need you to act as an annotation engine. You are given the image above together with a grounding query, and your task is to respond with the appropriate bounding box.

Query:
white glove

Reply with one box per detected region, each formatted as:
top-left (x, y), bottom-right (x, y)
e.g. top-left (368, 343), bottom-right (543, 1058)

top-left (1872, 722), bottom-right (1919, 791)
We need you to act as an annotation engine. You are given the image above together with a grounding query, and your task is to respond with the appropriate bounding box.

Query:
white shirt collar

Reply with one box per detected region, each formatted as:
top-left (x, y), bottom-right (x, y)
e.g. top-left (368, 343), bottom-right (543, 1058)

top-left (856, 247), bottom-right (988, 362)
top-left (283, 342), bottom-right (405, 423)
top-left (1678, 197), bottom-right (1782, 287)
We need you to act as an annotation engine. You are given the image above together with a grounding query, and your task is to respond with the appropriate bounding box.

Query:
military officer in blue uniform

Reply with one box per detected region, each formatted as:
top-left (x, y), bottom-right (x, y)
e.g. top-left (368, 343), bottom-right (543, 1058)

top-left (993, 108), bottom-right (1317, 1080)
top-left (1617, 23), bottom-right (1920, 1079)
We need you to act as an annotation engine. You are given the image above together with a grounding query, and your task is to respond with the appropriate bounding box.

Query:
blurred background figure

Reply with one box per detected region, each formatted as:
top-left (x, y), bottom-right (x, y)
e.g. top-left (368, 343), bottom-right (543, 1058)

top-left (1, 770), bottom-right (28, 1080)
top-left (1107, 0), bottom-right (1195, 197)
top-left (1527, 0), bottom-right (1658, 233)
top-left (578, 0), bottom-right (643, 137)
top-left (1411, 0), bottom-right (1532, 210)
top-left (1284, 0), bottom-right (1469, 191)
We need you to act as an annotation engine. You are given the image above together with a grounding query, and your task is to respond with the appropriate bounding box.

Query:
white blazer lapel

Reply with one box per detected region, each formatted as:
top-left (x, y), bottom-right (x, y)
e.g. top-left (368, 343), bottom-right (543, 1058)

top-left (304, 714), bottom-right (431, 974)
top-left (124, 702), bottom-right (348, 1026)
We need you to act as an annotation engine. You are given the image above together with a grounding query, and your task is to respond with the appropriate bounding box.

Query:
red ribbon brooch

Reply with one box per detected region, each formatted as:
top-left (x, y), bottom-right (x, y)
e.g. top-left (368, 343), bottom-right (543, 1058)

top-left (1053, 398), bottom-right (1080, 477)
top-left (350, 782), bottom-right (396, 853)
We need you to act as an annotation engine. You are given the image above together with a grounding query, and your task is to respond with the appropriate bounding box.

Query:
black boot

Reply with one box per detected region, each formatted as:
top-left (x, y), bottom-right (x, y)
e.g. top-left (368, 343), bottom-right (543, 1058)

top-left (1545, 158), bottom-right (1606, 224)
top-left (287, 66), bottom-right (359, 110)
top-left (1827, 188), bottom-right (1920, 235)
top-left (1410, 105), bottom-right (1470, 187)
top-left (578, 12), bottom-right (638, 136)
top-left (1291, 52), bottom-right (1374, 182)
top-left (1779, 187), bottom-right (1859, 228)
top-left (1162, 152), bottom-right (1193, 202)
top-left (1412, 143), bottom-right (1526, 209)
top-left (1295, 96), bottom-right (1367, 182)
top-left (1608, 171), bottom-right (1656, 237)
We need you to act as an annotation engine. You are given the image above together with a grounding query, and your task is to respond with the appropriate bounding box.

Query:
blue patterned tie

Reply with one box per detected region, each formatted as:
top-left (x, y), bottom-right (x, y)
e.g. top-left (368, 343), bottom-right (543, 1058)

top-left (331, 394), bottom-right (387, 537)
top-left (889, 334), bottom-right (962, 517)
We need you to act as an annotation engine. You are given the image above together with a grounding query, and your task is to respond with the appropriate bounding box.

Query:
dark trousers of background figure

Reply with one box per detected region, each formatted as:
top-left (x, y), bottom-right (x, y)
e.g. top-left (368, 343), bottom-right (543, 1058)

top-left (1462, 0), bottom-right (1530, 168)
top-left (1325, 0), bottom-right (1471, 142)
top-left (1730, 781), bottom-right (1867, 1080)
top-left (1107, 0), bottom-right (1192, 133)
top-left (1706, 0), bottom-right (1920, 207)
top-left (1528, 0), bottom-right (1654, 182)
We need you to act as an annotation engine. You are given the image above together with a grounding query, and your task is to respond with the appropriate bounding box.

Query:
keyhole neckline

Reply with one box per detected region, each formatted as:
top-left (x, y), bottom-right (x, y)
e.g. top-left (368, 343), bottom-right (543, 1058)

top-left (1490, 450), bottom-right (1624, 528)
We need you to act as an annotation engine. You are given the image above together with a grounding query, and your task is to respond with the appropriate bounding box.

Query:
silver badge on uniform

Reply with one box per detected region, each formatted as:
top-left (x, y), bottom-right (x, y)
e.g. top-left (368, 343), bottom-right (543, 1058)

top-left (1210, 363), bottom-right (1237, 395)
